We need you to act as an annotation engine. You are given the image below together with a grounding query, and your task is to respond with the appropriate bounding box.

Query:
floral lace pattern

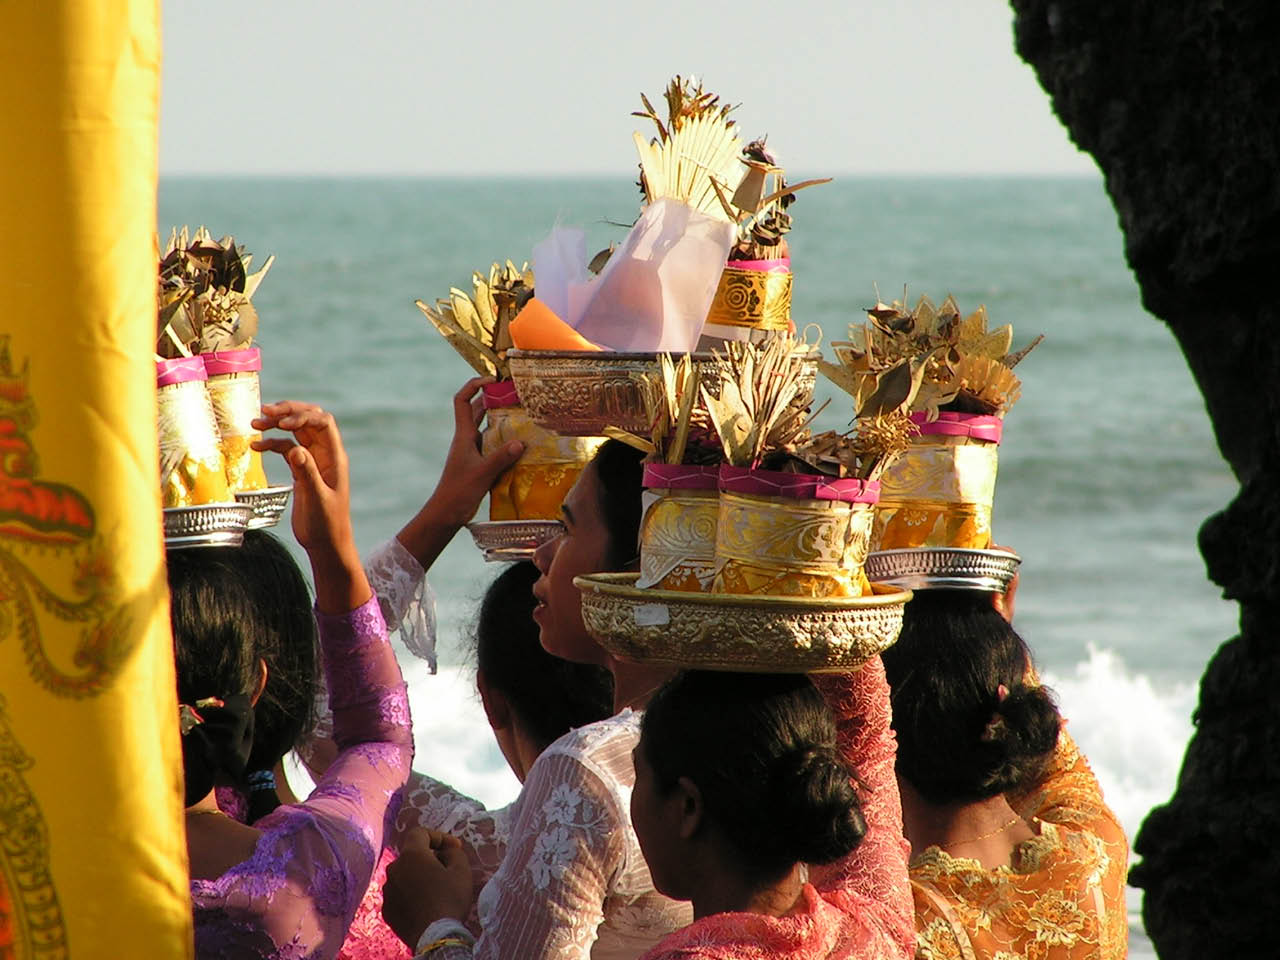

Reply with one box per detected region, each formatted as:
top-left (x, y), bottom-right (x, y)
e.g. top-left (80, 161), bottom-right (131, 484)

top-left (635, 660), bottom-right (916, 960)
top-left (909, 730), bottom-right (1129, 960)
top-left (334, 773), bottom-right (515, 959)
top-left (427, 710), bottom-right (693, 960)
top-left (365, 536), bottom-right (438, 670)
top-left (191, 597), bottom-right (413, 960)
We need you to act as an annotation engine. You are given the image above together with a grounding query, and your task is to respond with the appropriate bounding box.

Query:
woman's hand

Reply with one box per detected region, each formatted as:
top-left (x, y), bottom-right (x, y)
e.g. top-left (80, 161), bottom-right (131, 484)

top-left (430, 377), bottom-right (525, 527)
top-left (253, 402), bottom-right (370, 613)
top-left (382, 828), bottom-right (474, 949)
top-left (394, 377), bottom-right (525, 571)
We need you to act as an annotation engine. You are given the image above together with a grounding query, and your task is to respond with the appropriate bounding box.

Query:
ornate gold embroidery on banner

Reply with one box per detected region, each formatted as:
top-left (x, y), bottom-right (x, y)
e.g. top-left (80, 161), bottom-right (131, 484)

top-left (712, 491), bottom-right (874, 597)
top-left (638, 489), bottom-right (718, 591)
top-left (873, 436), bottom-right (998, 549)
top-left (482, 407), bottom-right (604, 520)
top-left (0, 695), bottom-right (69, 958)
top-left (705, 267), bottom-right (792, 331)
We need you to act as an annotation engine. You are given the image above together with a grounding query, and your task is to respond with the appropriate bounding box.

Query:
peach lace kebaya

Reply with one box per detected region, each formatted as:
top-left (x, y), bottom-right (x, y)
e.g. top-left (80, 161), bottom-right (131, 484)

top-left (908, 730), bottom-right (1129, 960)
top-left (634, 659), bottom-right (916, 960)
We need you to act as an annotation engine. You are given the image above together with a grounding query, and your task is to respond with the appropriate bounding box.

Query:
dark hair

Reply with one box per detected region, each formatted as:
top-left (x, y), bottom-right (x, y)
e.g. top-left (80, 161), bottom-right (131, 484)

top-left (167, 534), bottom-right (318, 822)
top-left (589, 439), bottom-right (646, 570)
top-left (238, 531), bottom-right (319, 820)
top-left (474, 561), bottom-right (612, 748)
top-left (881, 590), bottom-right (1061, 806)
top-left (168, 547), bottom-right (262, 806)
top-left (640, 671), bottom-right (866, 882)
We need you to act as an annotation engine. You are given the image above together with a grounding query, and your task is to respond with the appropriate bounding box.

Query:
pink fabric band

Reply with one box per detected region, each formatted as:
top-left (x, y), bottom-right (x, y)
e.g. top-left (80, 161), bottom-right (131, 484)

top-left (718, 465), bottom-right (880, 504)
top-left (202, 347), bottom-right (262, 376)
top-left (723, 257), bottom-right (791, 273)
top-left (156, 356), bottom-right (208, 387)
top-left (482, 380), bottom-right (521, 409)
top-left (643, 464), bottom-right (721, 490)
top-left (909, 412), bottom-right (1004, 443)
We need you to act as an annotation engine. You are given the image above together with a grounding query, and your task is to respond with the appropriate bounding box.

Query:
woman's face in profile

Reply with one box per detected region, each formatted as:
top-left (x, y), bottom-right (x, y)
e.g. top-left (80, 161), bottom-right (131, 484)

top-left (532, 463), bottom-right (612, 667)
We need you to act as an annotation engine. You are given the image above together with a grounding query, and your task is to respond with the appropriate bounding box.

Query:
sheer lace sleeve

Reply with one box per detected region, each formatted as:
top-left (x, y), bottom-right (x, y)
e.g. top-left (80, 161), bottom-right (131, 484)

top-left (809, 660), bottom-right (916, 960)
top-left (365, 536), bottom-right (438, 670)
top-left (191, 596), bottom-right (414, 960)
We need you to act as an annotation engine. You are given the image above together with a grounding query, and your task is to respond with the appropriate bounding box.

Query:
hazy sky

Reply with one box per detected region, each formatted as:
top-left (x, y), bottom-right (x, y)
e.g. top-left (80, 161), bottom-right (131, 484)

top-left (160, 0), bottom-right (1095, 176)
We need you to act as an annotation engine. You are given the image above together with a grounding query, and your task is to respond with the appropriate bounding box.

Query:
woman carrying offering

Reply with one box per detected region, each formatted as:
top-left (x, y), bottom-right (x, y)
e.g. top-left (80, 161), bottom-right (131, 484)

top-left (180, 402), bottom-right (412, 959)
top-left (628, 665), bottom-right (915, 960)
top-left (881, 591), bottom-right (1128, 960)
top-left (382, 439), bottom-right (693, 959)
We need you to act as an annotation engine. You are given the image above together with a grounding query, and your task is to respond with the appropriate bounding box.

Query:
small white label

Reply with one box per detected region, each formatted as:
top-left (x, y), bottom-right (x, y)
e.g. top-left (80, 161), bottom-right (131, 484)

top-left (633, 603), bottom-right (670, 626)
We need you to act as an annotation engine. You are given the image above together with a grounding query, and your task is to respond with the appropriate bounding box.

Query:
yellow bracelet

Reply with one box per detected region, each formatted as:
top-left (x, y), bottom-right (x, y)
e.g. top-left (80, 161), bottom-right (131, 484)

top-left (416, 937), bottom-right (471, 957)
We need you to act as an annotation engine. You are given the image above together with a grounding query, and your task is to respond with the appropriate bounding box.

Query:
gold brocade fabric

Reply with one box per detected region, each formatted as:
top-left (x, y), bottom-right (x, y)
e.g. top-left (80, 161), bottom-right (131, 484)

top-left (705, 265), bottom-right (793, 332)
top-left (207, 371), bottom-right (268, 492)
top-left (874, 437), bottom-right (998, 550)
top-left (638, 489), bottom-right (718, 591)
top-left (157, 380), bottom-right (231, 507)
top-left (712, 490), bottom-right (874, 597)
top-left (482, 406), bottom-right (603, 520)
top-left (909, 731), bottom-right (1130, 960)
top-left (218, 436), bottom-right (269, 493)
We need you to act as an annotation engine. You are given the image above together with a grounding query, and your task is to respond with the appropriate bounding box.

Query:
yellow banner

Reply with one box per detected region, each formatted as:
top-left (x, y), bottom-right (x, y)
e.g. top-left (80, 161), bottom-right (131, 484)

top-left (0, 2), bottom-right (192, 958)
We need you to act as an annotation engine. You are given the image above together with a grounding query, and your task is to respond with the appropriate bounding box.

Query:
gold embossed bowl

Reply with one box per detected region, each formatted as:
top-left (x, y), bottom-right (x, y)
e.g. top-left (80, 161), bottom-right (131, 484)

top-left (573, 572), bottom-right (911, 673)
top-left (508, 349), bottom-right (818, 437)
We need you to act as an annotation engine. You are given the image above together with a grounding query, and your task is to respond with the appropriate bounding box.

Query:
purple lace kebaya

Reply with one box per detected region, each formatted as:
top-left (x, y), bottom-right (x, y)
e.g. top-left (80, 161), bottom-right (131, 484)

top-left (192, 596), bottom-right (413, 960)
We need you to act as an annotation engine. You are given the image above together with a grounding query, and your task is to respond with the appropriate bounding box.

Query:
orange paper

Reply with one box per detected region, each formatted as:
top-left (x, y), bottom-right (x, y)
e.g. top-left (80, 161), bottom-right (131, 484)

top-left (509, 298), bottom-right (603, 352)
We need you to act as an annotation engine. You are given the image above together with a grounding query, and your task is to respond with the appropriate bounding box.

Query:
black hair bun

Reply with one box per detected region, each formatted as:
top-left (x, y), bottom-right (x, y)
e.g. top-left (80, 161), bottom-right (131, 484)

top-left (977, 684), bottom-right (1060, 796)
top-left (767, 745), bottom-right (867, 866)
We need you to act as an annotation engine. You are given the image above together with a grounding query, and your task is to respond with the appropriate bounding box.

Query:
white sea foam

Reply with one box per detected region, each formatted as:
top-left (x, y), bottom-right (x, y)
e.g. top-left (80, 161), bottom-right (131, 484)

top-left (1040, 644), bottom-right (1195, 843)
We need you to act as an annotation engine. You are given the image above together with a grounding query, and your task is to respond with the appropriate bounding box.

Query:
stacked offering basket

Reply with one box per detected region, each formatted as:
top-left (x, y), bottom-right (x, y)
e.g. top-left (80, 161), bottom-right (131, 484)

top-left (469, 380), bottom-right (604, 561)
top-left (637, 464), bottom-right (720, 592)
top-left (157, 357), bottom-right (253, 547)
top-left (700, 257), bottom-right (793, 345)
top-left (713, 467), bottom-right (878, 598)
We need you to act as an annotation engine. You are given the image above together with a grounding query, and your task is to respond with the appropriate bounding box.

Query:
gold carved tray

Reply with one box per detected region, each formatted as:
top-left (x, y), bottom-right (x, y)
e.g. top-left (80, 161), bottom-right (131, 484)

top-left (508, 349), bottom-right (817, 437)
top-left (468, 519), bottom-right (563, 562)
top-left (574, 572), bottom-right (911, 673)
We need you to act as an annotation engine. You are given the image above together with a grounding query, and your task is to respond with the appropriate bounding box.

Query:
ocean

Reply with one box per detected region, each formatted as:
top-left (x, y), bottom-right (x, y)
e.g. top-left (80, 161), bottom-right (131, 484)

top-left (160, 175), bottom-right (1235, 955)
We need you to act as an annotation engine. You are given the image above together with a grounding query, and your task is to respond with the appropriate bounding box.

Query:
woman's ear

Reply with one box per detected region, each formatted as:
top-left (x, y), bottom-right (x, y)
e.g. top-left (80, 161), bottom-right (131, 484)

top-left (477, 669), bottom-right (513, 732)
top-left (250, 657), bottom-right (269, 707)
top-left (674, 776), bottom-right (704, 842)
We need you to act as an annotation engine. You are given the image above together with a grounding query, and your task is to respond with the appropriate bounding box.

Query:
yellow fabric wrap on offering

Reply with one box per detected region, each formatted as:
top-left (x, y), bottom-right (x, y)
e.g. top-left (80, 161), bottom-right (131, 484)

top-left (482, 406), bottom-right (603, 520)
top-left (637, 462), bottom-right (722, 591)
top-left (157, 360), bottom-right (231, 508)
top-left (873, 419), bottom-right (1000, 550)
top-left (205, 350), bottom-right (269, 493)
top-left (711, 470), bottom-right (878, 598)
top-left (705, 260), bottom-right (793, 334)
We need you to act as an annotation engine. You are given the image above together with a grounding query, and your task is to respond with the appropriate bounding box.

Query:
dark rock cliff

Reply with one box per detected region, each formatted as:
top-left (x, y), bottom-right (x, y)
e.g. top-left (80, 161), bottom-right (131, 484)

top-left (1009, 2), bottom-right (1280, 956)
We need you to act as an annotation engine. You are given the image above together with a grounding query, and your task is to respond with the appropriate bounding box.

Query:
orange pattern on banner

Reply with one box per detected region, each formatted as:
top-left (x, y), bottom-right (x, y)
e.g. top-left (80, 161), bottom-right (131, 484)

top-left (0, 3), bottom-right (192, 958)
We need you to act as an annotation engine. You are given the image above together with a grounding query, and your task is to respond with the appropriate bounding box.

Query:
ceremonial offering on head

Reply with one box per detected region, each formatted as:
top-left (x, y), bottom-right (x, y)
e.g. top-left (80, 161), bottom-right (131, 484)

top-left (156, 228), bottom-right (289, 546)
top-left (506, 76), bottom-right (824, 437)
top-left (415, 262), bottom-right (604, 560)
top-left (823, 293), bottom-right (1041, 590)
top-left (575, 337), bottom-right (916, 673)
